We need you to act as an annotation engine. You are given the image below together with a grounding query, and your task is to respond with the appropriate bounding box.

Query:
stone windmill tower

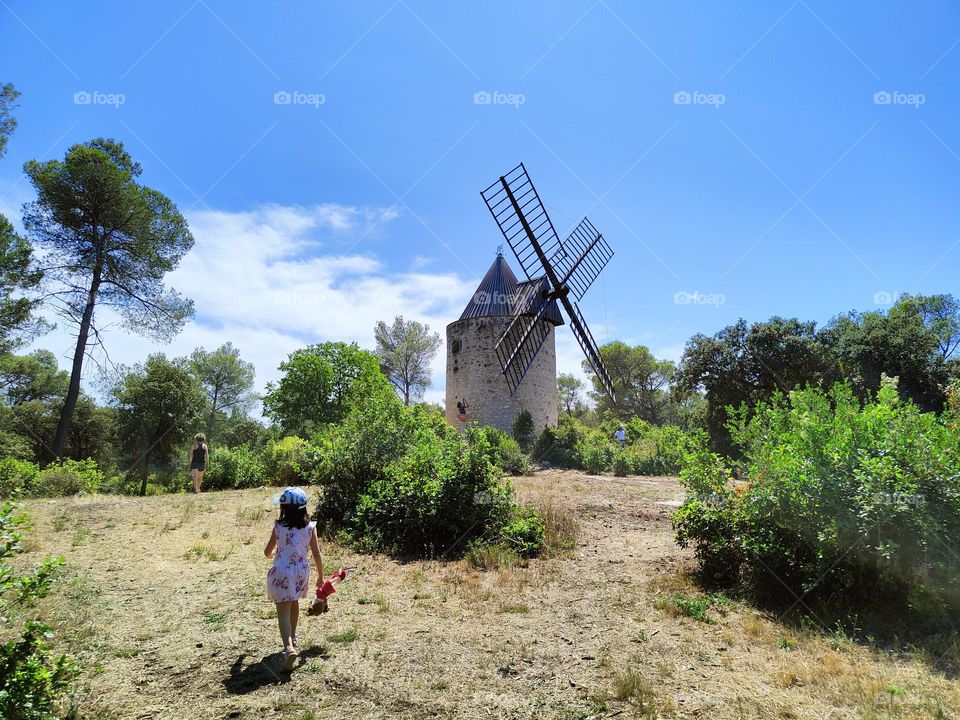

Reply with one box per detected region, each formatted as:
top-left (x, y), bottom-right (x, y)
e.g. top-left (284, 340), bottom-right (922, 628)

top-left (445, 251), bottom-right (562, 433)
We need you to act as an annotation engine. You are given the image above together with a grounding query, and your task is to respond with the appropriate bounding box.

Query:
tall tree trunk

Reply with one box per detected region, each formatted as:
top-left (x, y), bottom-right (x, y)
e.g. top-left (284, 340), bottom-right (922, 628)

top-left (50, 273), bottom-right (100, 462)
top-left (205, 385), bottom-right (219, 437)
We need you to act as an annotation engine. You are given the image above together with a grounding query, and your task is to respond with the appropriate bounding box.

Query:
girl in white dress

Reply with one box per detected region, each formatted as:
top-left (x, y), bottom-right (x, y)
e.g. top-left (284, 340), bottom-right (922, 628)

top-left (263, 487), bottom-right (323, 670)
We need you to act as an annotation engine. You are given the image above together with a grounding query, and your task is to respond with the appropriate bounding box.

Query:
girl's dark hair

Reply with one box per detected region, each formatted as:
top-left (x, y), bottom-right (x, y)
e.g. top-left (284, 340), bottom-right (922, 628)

top-left (278, 504), bottom-right (308, 529)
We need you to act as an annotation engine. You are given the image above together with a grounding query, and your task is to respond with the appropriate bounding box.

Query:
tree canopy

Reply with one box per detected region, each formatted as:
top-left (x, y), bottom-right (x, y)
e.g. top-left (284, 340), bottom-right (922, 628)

top-left (583, 341), bottom-right (676, 424)
top-left (373, 315), bottom-right (441, 406)
top-left (113, 354), bottom-right (204, 495)
top-left (189, 342), bottom-right (256, 437)
top-left (263, 341), bottom-right (393, 435)
top-left (22, 137), bottom-right (194, 459)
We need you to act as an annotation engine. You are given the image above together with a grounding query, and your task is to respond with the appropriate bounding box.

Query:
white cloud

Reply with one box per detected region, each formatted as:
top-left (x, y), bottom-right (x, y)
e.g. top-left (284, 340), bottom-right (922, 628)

top-left (28, 203), bottom-right (469, 412)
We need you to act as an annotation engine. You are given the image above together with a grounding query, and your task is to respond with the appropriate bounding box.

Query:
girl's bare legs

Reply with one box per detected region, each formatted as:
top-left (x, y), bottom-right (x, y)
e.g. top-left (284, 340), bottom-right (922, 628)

top-left (289, 600), bottom-right (300, 647)
top-left (197, 468), bottom-right (204, 492)
top-left (276, 601), bottom-right (294, 652)
top-left (191, 468), bottom-right (201, 494)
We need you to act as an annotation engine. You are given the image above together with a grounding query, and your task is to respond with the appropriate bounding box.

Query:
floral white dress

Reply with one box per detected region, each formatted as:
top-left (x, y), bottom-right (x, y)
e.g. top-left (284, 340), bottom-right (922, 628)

top-left (266, 521), bottom-right (316, 603)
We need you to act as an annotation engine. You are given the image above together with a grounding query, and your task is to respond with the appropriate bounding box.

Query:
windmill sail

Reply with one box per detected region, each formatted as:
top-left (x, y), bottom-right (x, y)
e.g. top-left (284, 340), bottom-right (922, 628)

top-left (481, 163), bottom-right (564, 282)
top-left (494, 295), bottom-right (552, 395)
top-left (481, 163), bottom-right (618, 403)
top-left (566, 301), bottom-right (616, 400)
top-left (552, 217), bottom-right (614, 301)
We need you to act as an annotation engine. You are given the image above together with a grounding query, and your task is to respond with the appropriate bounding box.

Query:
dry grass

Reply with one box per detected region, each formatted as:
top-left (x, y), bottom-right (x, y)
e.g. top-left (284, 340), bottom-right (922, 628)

top-left (12, 473), bottom-right (960, 720)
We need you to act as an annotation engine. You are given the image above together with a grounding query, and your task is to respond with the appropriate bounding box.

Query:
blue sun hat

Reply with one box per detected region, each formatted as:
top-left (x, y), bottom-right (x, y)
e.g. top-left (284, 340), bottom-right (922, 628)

top-left (273, 486), bottom-right (308, 506)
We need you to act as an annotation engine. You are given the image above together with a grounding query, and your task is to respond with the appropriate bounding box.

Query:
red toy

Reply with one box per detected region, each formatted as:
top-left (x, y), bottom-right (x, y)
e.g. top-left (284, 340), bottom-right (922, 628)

top-left (307, 567), bottom-right (352, 615)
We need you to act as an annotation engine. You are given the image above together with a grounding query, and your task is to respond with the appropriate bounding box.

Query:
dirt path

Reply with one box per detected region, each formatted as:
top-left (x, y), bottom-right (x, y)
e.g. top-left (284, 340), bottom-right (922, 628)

top-left (17, 472), bottom-right (960, 719)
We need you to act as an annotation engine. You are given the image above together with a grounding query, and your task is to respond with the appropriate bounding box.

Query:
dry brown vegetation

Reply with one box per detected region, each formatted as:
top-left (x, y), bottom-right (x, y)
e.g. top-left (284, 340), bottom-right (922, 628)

top-left (13, 471), bottom-right (960, 719)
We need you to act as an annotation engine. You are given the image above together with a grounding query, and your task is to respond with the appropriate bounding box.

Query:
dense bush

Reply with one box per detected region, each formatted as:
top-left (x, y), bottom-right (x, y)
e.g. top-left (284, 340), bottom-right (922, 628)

top-left (29, 458), bottom-right (103, 497)
top-left (261, 435), bottom-right (311, 486)
top-left (313, 395), bottom-right (523, 558)
top-left (532, 416), bottom-right (695, 477)
top-left (511, 409), bottom-right (534, 448)
top-left (500, 505), bottom-right (545, 558)
top-left (674, 381), bottom-right (960, 615)
top-left (0, 499), bottom-right (78, 719)
top-left (531, 419), bottom-right (584, 468)
top-left (481, 427), bottom-right (530, 476)
top-left (0, 458), bottom-right (38, 497)
top-left (203, 445), bottom-right (265, 490)
top-left (578, 429), bottom-right (613, 474)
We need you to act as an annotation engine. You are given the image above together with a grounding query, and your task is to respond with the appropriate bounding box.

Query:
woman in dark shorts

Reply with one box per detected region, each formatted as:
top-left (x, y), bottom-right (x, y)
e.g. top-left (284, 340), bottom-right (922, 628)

top-left (189, 433), bottom-right (209, 494)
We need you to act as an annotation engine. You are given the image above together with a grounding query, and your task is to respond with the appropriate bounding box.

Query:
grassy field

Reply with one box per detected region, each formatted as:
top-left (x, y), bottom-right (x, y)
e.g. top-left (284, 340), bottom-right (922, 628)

top-left (14, 471), bottom-right (960, 719)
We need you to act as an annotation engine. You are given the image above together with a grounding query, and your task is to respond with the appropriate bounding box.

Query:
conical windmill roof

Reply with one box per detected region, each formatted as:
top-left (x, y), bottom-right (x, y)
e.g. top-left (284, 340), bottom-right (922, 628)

top-left (458, 253), bottom-right (563, 325)
top-left (459, 253), bottom-right (518, 320)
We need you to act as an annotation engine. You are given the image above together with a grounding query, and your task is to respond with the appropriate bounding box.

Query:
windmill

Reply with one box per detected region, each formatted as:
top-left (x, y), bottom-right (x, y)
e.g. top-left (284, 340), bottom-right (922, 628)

top-left (480, 163), bottom-right (617, 402)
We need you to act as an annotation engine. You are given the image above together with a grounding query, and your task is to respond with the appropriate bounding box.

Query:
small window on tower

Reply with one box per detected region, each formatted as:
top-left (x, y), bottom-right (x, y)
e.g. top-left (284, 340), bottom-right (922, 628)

top-left (451, 339), bottom-right (462, 354)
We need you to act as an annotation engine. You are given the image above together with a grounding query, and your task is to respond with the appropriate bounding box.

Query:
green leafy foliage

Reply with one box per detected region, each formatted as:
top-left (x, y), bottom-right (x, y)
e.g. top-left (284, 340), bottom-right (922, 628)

top-left (312, 395), bottom-right (520, 558)
top-left (0, 458), bottom-right (38, 498)
top-left (674, 381), bottom-right (960, 615)
top-left (260, 435), bottom-right (311, 486)
top-left (511, 409), bottom-right (534, 448)
top-left (500, 506), bottom-right (545, 558)
top-left (0, 498), bottom-right (78, 718)
top-left (33, 458), bottom-right (102, 497)
top-left (203, 445), bottom-right (265, 490)
top-left (532, 416), bottom-right (694, 477)
top-left (481, 427), bottom-right (529, 476)
top-left (263, 342), bottom-right (394, 435)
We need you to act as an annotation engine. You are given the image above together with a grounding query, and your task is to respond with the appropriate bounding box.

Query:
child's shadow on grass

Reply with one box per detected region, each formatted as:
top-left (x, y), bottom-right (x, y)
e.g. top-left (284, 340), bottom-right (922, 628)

top-left (223, 646), bottom-right (328, 694)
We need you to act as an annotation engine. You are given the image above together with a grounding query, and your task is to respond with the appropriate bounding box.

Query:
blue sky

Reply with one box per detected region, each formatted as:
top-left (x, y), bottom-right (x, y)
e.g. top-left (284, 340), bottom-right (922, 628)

top-left (1, 1), bottom-right (958, 405)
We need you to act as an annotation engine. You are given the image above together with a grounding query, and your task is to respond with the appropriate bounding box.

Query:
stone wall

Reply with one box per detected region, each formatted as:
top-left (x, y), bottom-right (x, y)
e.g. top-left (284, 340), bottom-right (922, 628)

top-left (445, 316), bottom-right (559, 434)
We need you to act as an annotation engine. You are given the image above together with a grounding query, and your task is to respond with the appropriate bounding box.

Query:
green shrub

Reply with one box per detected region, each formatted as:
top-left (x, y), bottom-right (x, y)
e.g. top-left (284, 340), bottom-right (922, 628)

top-left (203, 445), bottom-right (265, 490)
top-left (350, 425), bottom-right (512, 557)
top-left (674, 381), bottom-right (960, 614)
top-left (612, 450), bottom-right (632, 477)
top-left (261, 435), bottom-right (310, 486)
top-left (315, 395), bottom-right (516, 558)
top-left (0, 458), bottom-right (39, 497)
top-left (511, 409), bottom-right (534, 448)
top-left (481, 427), bottom-right (529, 476)
top-left (531, 419), bottom-right (584, 468)
top-left (32, 458), bottom-right (102, 497)
top-left (500, 506), bottom-right (545, 558)
top-left (0, 499), bottom-right (78, 719)
top-left (578, 430), bottom-right (612, 474)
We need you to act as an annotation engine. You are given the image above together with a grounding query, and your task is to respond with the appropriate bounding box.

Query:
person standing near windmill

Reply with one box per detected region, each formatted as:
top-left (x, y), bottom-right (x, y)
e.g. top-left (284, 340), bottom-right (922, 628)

top-left (615, 425), bottom-right (626, 448)
top-left (456, 398), bottom-right (469, 430)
